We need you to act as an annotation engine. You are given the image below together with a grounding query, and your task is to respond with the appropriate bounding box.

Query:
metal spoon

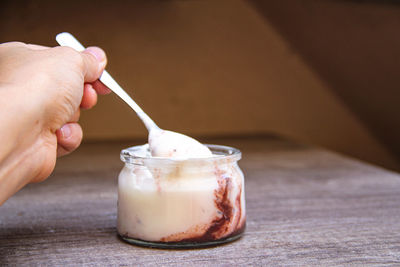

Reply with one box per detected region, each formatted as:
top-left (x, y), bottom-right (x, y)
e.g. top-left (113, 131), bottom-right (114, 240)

top-left (56, 32), bottom-right (159, 132)
top-left (55, 32), bottom-right (211, 158)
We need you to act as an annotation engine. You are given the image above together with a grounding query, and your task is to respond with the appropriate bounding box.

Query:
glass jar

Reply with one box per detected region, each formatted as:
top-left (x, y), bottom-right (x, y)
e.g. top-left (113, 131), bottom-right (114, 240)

top-left (117, 144), bottom-right (246, 249)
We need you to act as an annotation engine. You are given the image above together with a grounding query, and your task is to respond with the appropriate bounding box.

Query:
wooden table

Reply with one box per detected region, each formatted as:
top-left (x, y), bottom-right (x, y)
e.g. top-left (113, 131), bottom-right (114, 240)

top-left (1, 136), bottom-right (400, 266)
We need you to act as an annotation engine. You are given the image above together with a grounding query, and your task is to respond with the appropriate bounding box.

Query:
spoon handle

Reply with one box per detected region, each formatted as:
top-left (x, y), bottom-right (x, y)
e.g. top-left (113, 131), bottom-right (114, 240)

top-left (55, 32), bottom-right (158, 131)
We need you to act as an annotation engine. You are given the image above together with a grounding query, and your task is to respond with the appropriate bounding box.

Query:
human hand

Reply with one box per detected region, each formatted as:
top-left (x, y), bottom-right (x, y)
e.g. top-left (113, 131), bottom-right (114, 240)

top-left (0, 41), bottom-right (110, 204)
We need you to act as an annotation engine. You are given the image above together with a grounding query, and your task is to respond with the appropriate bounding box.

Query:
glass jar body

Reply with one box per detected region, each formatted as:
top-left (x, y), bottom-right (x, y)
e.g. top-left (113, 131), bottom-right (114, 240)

top-left (117, 144), bottom-right (246, 248)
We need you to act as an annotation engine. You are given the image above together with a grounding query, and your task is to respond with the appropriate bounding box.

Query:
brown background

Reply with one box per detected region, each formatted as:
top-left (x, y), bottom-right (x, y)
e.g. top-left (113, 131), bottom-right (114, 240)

top-left (1, 0), bottom-right (399, 170)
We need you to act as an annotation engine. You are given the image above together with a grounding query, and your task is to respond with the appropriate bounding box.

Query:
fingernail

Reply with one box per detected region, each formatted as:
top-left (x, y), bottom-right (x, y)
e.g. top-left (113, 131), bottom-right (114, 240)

top-left (85, 47), bottom-right (105, 64)
top-left (60, 124), bottom-right (72, 139)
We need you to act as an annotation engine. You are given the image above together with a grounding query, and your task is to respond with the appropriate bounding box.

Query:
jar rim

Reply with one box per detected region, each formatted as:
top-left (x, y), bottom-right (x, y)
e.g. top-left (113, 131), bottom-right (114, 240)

top-left (120, 144), bottom-right (241, 165)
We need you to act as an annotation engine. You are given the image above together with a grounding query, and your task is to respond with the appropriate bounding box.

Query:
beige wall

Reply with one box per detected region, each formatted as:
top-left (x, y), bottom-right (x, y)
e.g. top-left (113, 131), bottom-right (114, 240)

top-left (1, 0), bottom-right (399, 170)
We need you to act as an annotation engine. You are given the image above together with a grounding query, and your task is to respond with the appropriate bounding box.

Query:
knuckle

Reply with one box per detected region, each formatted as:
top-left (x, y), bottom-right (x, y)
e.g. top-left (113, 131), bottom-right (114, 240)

top-left (0, 41), bottom-right (25, 51)
top-left (55, 46), bottom-right (84, 69)
top-left (3, 41), bottom-right (24, 46)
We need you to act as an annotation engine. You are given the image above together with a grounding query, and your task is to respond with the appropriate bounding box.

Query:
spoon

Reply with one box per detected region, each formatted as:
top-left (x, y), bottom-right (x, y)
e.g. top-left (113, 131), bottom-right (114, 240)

top-left (55, 32), bottom-right (211, 158)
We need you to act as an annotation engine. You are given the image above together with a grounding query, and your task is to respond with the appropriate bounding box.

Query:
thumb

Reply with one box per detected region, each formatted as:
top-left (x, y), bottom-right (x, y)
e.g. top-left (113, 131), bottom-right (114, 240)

top-left (80, 46), bottom-right (107, 82)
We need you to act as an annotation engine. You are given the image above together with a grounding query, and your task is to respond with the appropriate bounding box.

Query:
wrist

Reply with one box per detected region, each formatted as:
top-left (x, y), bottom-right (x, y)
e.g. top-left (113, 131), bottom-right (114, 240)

top-left (0, 84), bottom-right (49, 204)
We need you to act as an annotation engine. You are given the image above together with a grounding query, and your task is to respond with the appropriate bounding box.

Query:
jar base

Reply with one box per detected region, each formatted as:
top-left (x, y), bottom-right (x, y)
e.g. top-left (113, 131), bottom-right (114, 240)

top-left (119, 233), bottom-right (243, 249)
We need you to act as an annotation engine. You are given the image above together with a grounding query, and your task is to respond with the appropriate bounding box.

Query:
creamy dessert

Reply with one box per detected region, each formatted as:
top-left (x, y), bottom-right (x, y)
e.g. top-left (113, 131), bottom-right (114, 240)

top-left (117, 141), bottom-right (246, 247)
top-left (148, 129), bottom-right (213, 158)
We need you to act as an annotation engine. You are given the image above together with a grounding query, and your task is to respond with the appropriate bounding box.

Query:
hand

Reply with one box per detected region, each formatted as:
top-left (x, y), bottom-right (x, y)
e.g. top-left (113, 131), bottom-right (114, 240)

top-left (0, 41), bottom-right (110, 204)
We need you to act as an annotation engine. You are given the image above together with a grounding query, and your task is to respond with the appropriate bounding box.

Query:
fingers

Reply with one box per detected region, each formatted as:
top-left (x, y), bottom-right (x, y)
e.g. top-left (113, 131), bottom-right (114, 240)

top-left (54, 46), bottom-right (108, 157)
top-left (56, 108), bottom-right (81, 157)
top-left (70, 109), bottom-right (81, 122)
top-left (56, 123), bottom-right (83, 157)
top-left (80, 46), bottom-right (107, 83)
top-left (26, 43), bottom-right (48, 50)
top-left (80, 80), bottom-right (112, 109)
top-left (1, 42), bottom-right (48, 50)
top-left (80, 84), bottom-right (98, 109)
top-left (79, 47), bottom-right (111, 109)
top-left (92, 80), bottom-right (112, 95)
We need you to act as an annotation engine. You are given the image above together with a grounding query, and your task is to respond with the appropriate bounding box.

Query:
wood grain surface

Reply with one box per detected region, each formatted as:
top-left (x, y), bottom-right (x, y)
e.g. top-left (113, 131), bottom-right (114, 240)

top-left (1, 136), bottom-right (400, 266)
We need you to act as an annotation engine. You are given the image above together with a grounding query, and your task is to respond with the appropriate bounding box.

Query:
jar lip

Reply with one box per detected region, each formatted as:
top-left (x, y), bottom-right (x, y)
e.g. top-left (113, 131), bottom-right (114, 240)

top-left (120, 144), bottom-right (241, 164)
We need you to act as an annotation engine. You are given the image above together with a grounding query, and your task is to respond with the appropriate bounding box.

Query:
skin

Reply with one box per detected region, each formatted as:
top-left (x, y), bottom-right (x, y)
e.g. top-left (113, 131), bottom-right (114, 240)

top-left (0, 42), bottom-right (111, 205)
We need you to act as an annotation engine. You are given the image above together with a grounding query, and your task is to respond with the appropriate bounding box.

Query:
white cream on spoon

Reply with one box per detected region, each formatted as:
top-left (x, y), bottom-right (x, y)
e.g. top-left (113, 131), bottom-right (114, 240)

top-left (56, 32), bottom-right (212, 158)
top-left (149, 130), bottom-right (212, 158)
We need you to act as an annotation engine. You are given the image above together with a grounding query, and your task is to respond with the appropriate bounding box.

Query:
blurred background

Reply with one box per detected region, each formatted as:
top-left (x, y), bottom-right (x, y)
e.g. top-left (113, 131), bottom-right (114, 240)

top-left (1, 0), bottom-right (399, 171)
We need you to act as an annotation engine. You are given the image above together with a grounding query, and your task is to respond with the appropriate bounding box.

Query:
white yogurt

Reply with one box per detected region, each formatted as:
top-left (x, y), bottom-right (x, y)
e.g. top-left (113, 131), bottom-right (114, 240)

top-left (117, 144), bottom-right (246, 245)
